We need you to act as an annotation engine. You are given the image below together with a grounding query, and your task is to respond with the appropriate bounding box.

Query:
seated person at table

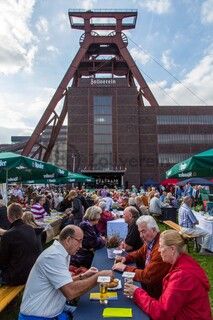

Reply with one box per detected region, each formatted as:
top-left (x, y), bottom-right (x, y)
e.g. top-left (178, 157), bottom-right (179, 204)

top-left (0, 194), bottom-right (11, 230)
top-left (22, 211), bottom-right (46, 251)
top-left (96, 201), bottom-right (115, 236)
top-left (178, 196), bottom-right (212, 255)
top-left (120, 206), bottom-right (142, 252)
top-left (70, 206), bottom-right (105, 268)
top-left (19, 225), bottom-right (113, 320)
top-left (124, 230), bottom-right (212, 320)
top-left (0, 203), bottom-right (40, 285)
top-left (113, 216), bottom-right (170, 298)
top-left (31, 195), bottom-right (46, 221)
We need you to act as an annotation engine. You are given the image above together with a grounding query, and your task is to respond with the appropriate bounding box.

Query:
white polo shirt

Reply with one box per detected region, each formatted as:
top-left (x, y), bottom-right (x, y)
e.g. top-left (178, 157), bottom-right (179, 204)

top-left (20, 240), bottom-right (73, 318)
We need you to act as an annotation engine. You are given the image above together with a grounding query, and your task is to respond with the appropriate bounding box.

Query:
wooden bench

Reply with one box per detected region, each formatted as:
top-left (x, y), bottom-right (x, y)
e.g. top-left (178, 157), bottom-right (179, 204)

top-left (163, 220), bottom-right (200, 252)
top-left (0, 285), bottom-right (24, 312)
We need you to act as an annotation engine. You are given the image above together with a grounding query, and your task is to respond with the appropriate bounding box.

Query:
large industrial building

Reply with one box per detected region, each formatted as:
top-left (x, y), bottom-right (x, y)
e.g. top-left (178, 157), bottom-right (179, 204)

top-left (1, 9), bottom-right (212, 188)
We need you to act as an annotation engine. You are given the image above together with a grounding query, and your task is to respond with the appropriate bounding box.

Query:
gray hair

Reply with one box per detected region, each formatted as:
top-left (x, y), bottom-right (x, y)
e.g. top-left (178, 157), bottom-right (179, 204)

top-left (128, 197), bottom-right (136, 206)
top-left (136, 215), bottom-right (160, 232)
top-left (182, 196), bottom-right (192, 205)
top-left (99, 201), bottom-right (107, 210)
top-left (125, 206), bottom-right (140, 220)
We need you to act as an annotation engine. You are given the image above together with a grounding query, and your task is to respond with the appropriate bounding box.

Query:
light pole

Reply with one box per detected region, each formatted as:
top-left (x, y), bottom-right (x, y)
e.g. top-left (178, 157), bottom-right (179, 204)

top-left (72, 154), bottom-right (76, 172)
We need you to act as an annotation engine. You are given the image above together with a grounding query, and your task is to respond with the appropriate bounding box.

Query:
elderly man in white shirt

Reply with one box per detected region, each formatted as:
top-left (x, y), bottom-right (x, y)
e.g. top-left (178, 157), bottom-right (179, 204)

top-left (149, 192), bottom-right (164, 216)
top-left (19, 225), bottom-right (112, 320)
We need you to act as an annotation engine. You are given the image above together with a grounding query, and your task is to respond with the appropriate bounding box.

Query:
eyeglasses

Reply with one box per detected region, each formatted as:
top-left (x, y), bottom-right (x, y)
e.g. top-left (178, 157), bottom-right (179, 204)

top-left (70, 237), bottom-right (83, 244)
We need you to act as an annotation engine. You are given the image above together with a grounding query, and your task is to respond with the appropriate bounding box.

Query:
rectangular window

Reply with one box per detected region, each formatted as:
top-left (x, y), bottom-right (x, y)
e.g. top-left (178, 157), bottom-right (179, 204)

top-left (93, 95), bottom-right (112, 170)
top-left (157, 115), bottom-right (213, 125)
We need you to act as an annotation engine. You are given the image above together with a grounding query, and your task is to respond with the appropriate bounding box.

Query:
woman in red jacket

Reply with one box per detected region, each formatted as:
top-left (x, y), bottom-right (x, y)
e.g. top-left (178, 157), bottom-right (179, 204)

top-left (124, 230), bottom-right (212, 320)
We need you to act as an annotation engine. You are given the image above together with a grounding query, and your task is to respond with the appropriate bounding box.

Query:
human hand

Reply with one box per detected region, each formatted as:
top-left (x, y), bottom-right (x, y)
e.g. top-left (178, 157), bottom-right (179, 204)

top-left (98, 269), bottom-right (113, 278)
top-left (124, 283), bottom-right (138, 298)
top-left (83, 267), bottom-right (99, 278)
top-left (114, 255), bottom-right (126, 263)
top-left (112, 262), bottom-right (126, 272)
top-left (119, 241), bottom-right (125, 250)
top-left (0, 228), bottom-right (6, 236)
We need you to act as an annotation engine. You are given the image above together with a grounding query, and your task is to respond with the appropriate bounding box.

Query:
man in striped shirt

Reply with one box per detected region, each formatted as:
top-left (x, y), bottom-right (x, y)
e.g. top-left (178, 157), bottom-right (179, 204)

top-left (31, 196), bottom-right (46, 221)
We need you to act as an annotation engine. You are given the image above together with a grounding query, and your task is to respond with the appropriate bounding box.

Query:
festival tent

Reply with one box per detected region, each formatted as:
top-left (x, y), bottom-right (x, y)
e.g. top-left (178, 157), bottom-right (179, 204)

top-left (176, 177), bottom-right (213, 186)
top-left (23, 173), bottom-right (94, 184)
top-left (144, 178), bottom-right (159, 188)
top-left (166, 149), bottom-right (213, 179)
top-left (0, 152), bottom-right (68, 184)
top-left (0, 152), bottom-right (94, 184)
top-left (160, 178), bottom-right (179, 186)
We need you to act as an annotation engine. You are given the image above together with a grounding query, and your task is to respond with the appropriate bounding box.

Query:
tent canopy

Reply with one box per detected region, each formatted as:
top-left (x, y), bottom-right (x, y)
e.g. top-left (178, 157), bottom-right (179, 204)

top-left (144, 178), bottom-right (159, 188)
top-left (176, 177), bottom-right (213, 186)
top-left (166, 148), bottom-right (213, 179)
top-left (160, 178), bottom-right (179, 186)
top-left (0, 152), bottom-right (94, 184)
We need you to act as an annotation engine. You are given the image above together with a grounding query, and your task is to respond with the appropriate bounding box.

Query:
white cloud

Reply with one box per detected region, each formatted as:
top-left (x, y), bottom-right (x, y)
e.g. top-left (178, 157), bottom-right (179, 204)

top-left (130, 47), bottom-right (150, 65)
top-left (139, 0), bottom-right (171, 14)
top-left (150, 48), bottom-right (213, 105)
top-left (57, 13), bottom-right (70, 32)
top-left (0, 0), bottom-right (37, 75)
top-left (80, 0), bottom-right (98, 10)
top-left (161, 50), bottom-right (176, 70)
top-left (36, 17), bottom-right (48, 34)
top-left (201, 0), bottom-right (213, 24)
top-left (46, 46), bottom-right (59, 54)
top-left (0, 87), bottom-right (56, 143)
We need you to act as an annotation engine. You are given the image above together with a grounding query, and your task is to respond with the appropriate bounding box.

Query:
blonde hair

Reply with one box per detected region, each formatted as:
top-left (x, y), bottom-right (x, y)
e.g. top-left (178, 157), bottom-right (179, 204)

top-left (22, 211), bottom-right (39, 228)
top-left (160, 230), bottom-right (186, 253)
top-left (84, 205), bottom-right (102, 221)
top-left (66, 190), bottom-right (77, 200)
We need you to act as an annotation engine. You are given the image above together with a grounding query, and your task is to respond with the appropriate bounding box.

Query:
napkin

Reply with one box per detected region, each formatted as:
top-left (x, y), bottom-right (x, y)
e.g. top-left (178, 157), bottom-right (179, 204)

top-left (89, 292), bottom-right (118, 300)
top-left (103, 308), bottom-right (132, 318)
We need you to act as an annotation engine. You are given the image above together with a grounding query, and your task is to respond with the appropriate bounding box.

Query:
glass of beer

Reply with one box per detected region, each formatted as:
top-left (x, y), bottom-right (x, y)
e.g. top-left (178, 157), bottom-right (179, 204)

top-left (97, 276), bottom-right (110, 305)
top-left (122, 272), bottom-right (135, 298)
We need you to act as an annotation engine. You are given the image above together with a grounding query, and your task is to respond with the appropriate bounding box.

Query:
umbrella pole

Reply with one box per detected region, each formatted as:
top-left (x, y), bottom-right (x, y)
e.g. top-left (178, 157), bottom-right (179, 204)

top-left (5, 168), bottom-right (8, 206)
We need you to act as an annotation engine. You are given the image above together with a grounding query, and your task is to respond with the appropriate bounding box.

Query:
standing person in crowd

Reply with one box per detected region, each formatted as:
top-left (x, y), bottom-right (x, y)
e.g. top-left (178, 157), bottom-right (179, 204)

top-left (103, 192), bottom-right (114, 211)
top-left (19, 225), bottom-right (112, 320)
top-left (70, 206), bottom-right (105, 268)
top-left (31, 195), bottom-right (46, 221)
top-left (178, 196), bottom-right (212, 255)
top-left (120, 206), bottom-right (142, 252)
top-left (77, 189), bottom-right (89, 212)
top-left (11, 184), bottom-right (23, 200)
top-left (96, 201), bottom-right (115, 236)
top-left (0, 194), bottom-right (10, 230)
top-left (113, 216), bottom-right (170, 298)
top-left (43, 192), bottom-right (52, 215)
top-left (124, 230), bottom-right (212, 320)
top-left (0, 203), bottom-right (40, 285)
top-left (66, 190), bottom-right (84, 226)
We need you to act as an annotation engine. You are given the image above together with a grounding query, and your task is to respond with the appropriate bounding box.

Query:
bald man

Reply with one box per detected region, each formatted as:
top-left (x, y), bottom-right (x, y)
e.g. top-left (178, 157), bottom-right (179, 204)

top-left (19, 225), bottom-right (112, 320)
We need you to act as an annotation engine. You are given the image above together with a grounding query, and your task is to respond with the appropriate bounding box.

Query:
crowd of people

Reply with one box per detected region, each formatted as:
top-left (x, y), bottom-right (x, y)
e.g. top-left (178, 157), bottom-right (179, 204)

top-left (0, 182), bottom-right (212, 319)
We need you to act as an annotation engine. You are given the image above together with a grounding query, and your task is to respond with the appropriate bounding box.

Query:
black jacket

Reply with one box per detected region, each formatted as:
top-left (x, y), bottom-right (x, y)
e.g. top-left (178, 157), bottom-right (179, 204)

top-left (0, 205), bottom-right (11, 229)
top-left (0, 219), bottom-right (40, 285)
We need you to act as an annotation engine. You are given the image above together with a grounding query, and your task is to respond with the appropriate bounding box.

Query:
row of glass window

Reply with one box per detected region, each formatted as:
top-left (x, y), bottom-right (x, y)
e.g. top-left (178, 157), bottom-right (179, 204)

top-left (158, 134), bottom-right (213, 144)
top-left (157, 115), bottom-right (213, 125)
top-left (158, 153), bottom-right (190, 164)
top-left (94, 144), bottom-right (112, 153)
top-left (93, 96), bottom-right (113, 170)
top-left (94, 116), bottom-right (112, 124)
top-left (93, 96), bottom-right (112, 107)
top-left (94, 134), bottom-right (112, 144)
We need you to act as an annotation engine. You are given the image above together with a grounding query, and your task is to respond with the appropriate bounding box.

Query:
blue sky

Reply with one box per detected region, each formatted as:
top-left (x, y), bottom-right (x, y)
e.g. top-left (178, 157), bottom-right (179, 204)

top-left (0, 0), bottom-right (212, 143)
